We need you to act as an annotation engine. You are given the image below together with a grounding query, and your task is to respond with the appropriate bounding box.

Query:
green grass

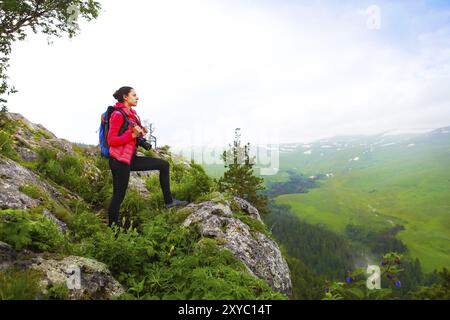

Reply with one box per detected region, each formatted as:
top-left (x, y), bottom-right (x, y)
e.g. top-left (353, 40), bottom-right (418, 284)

top-left (274, 139), bottom-right (450, 273)
top-left (0, 268), bottom-right (44, 300)
top-left (18, 183), bottom-right (45, 200)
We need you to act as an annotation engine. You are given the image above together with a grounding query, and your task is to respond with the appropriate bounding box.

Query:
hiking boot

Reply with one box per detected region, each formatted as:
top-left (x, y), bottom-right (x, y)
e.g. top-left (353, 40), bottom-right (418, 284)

top-left (165, 198), bottom-right (188, 209)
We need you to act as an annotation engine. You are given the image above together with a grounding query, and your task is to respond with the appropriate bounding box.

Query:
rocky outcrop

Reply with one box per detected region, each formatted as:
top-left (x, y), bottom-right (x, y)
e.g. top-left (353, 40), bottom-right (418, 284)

top-left (129, 168), bottom-right (158, 197)
top-left (181, 196), bottom-right (292, 297)
top-left (1, 111), bottom-right (294, 299)
top-left (0, 241), bottom-right (124, 299)
top-left (29, 255), bottom-right (125, 299)
top-left (42, 209), bottom-right (67, 233)
top-left (0, 155), bottom-right (72, 232)
top-left (8, 112), bottom-right (74, 157)
top-left (0, 241), bottom-right (17, 271)
top-left (231, 196), bottom-right (264, 222)
top-left (0, 155), bottom-right (64, 209)
top-left (1, 112), bottom-right (184, 216)
top-left (4, 112), bottom-right (182, 200)
top-left (69, 147), bottom-right (158, 198)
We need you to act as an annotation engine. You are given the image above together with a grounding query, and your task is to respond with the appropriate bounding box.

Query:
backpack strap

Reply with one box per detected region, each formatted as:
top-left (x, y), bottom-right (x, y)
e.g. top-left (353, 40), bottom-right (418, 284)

top-left (109, 107), bottom-right (132, 136)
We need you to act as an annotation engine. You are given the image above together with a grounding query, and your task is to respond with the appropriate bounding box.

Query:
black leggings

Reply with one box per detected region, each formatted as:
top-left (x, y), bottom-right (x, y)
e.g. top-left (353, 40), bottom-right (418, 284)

top-left (107, 154), bottom-right (173, 226)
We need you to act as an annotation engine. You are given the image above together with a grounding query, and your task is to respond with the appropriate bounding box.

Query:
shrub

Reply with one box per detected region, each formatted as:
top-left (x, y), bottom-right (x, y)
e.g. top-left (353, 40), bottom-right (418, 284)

top-left (0, 129), bottom-right (19, 160)
top-left (0, 110), bottom-right (17, 135)
top-left (0, 268), bottom-right (43, 300)
top-left (67, 205), bottom-right (286, 300)
top-left (18, 184), bottom-right (72, 223)
top-left (45, 283), bottom-right (70, 300)
top-left (67, 210), bottom-right (108, 243)
top-left (73, 225), bottom-right (156, 276)
top-left (35, 147), bottom-right (112, 208)
top-left (140, 237), bottom-right (288, 300)
top-left (323, 252), bottom-right (405, 300)
top-left (165, 160), bottom-right (214, 203)
top-left (119, 190), bottom-right (154, 229)
top-left (0, 209), bottom-right (68, 253)
top-left (195, 190), bottom-right (230, 204)
top-left (18, 183), bottom-right (45, 200)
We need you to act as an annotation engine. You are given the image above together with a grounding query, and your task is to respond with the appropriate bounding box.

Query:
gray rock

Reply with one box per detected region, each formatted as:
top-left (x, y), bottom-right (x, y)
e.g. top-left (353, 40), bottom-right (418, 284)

top-left (16, 146), bottom-right (38, 162)
top-left (231, 196), bottom-right (263, 222)
top-left (0, 155), bottom-right (73, 233)
top-left (7, 112), bottom-right (73, 157)
top-left (0, 243), bottom-right (124, 299)
top-left (129, 170), bottom-right (158, 197)
top-left (53, 138), bottom-right (73, 154)
top-left (82, 158), bottom-right (102, 184)
top-left (0, 155), bottom-right (62, 209)
top-left (83, 146), bottom-right (98, 158)
top-left (42, 209), bottom-right (67, 233)
top-left (0, 241), bottom-right (16, 271)
top-left (0, 156), bottom-right (44, 210)
top-left (2, 111), bottom-right (293, 299)
top-left (28, 255), bottom-right (124, 299)
top-left (182, 199), bottom-right (292, 297)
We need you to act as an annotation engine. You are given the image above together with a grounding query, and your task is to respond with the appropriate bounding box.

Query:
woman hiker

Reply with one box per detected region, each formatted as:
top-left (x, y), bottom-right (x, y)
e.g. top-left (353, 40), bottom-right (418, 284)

top-left (107, 86), bottom-right (187, 227)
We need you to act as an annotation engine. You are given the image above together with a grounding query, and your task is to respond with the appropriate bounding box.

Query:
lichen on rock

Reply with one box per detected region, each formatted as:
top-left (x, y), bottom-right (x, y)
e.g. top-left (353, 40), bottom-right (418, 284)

top-left (0, 241), bottom-right (124, 300)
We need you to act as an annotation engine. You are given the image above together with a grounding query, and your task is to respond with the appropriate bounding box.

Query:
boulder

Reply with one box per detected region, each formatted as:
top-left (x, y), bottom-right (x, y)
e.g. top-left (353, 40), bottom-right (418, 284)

top-left (182, 197), bottom-right (292, 297)
top-left (0, 241), bottom-right (16, 271)
top-left (0, 241), bottom-right (124, 300)
top-left (28, 255), bottom-right (124, 300)
top-left (0, 155), bottom-right (73, 232)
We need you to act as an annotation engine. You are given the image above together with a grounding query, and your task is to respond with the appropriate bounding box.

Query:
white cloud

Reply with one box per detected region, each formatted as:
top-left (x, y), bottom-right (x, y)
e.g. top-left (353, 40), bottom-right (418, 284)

top-left (5, 0), bottom-right (450, 148)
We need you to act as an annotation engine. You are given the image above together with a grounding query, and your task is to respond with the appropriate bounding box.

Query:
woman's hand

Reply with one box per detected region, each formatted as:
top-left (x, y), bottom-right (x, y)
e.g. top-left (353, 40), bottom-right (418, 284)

top-left (132, 125), bottom-right (143, 138)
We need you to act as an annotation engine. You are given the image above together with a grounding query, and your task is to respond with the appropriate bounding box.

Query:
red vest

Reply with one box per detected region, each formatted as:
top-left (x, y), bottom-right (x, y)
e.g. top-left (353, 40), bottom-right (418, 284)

top-left (107, 102), bottom-right (141, 165)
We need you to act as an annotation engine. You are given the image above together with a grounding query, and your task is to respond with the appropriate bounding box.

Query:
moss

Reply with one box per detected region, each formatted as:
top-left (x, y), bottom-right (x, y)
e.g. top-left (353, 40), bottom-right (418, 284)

top-left (220, 219), bottom-right (229, 233)
top-left (37, 129), bottom-right (52, 140)
top-left (51, 206), bottom-right (72, 223)
top-left (18, 159), bottom-right (38, 171)
top-left (185, 220), bottom-right (203, 237)
top-left (45, 283), bottom-right (70, 300)
top-left (16, 119), bottom-right (51, 141)
top-left (167, 207), bottom-right (194, 225)
top-left (28, 205), bottom-right (45, 215)
top-left (195, 191), bottom-right (229, 204)
top-left (18, 183), bottom-right (72, 223)
top-left (19, 183), bottom-right (45, 200)
top-left (0, 129), bottom-right (20, 161)
top-left (230, 198), bottom-right (241, 213)
top-left (17, 119), bottom-right (33, 132)
top-left (216, 237), bottom-right (227, 245)
top-left (0, 112), bottom-right (18, 135)
top-left (232, 211), bottom-right (273, 240)
top-left (196, 236), bottom-right (220, 248)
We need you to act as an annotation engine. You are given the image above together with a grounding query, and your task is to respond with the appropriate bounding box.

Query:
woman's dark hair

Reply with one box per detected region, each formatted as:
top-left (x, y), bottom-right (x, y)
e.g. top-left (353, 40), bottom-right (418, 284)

top-left (113, 86), bottom-right (133, 103)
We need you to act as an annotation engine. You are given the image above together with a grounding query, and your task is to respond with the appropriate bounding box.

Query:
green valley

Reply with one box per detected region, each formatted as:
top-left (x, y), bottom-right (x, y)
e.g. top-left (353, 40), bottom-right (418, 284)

top-left (274, 127), bottom-right (450, 272)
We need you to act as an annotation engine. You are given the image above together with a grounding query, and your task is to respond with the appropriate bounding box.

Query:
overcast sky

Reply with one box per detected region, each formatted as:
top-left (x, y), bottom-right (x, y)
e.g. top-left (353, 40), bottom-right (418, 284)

top-left (6, 0), bottom-right (450, 150)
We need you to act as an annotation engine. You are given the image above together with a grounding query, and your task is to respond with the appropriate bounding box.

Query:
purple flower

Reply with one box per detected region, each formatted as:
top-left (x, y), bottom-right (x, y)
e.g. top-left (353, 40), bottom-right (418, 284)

top-left (395, 281), bottom-right (401, 287)
top-left (346, 277), bottom-right (352, 283)
top-left (324, 287), bottom-right (329, 293)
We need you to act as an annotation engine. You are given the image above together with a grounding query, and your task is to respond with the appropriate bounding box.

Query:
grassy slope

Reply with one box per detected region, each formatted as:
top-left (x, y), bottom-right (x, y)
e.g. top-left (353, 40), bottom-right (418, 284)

top-left (275, 133), bottom-right (450, 272)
